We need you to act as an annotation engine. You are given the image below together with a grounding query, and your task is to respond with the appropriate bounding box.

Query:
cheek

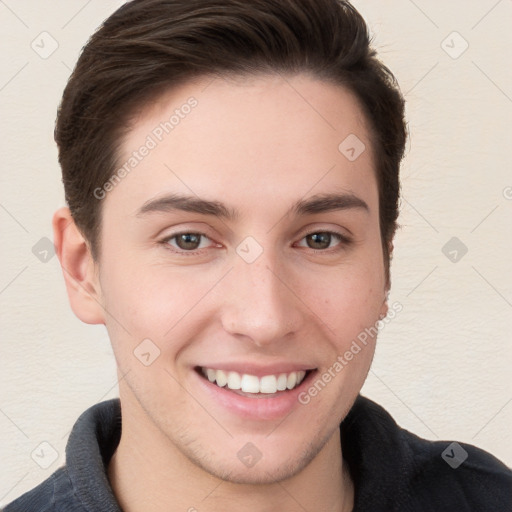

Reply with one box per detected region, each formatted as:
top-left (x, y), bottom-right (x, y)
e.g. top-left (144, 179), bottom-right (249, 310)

top-left (98, 261), bottom-right (222, 346)
top-left (309, 259), bottom-right (385, 316)
top-left (301, 261), bottom-right (386, 350)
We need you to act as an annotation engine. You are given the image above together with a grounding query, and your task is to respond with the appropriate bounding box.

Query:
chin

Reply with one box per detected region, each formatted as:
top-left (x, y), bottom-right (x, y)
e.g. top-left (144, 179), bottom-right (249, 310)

top-left (199, 457), bottom-right (308, 486)
top-left (185, 431), bottom-right (332, 486)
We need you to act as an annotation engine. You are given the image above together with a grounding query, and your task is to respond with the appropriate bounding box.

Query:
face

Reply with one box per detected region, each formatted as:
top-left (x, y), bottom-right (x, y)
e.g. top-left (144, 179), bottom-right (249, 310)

top-left (94, 73), bottom-right (388, 484)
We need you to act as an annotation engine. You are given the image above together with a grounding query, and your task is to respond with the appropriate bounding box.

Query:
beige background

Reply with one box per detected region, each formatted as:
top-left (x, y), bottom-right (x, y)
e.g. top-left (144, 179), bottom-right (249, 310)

top-left (1, 0), bottom-right (511, 505)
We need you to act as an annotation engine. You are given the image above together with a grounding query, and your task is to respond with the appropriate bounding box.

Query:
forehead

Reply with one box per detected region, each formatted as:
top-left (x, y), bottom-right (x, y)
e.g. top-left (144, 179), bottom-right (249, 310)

top-left (108, 73), bottom-right (378, 216)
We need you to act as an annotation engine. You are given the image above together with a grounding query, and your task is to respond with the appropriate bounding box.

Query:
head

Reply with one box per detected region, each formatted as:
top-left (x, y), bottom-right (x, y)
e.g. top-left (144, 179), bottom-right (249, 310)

top-left (54, 0), bottom-right (406, 486)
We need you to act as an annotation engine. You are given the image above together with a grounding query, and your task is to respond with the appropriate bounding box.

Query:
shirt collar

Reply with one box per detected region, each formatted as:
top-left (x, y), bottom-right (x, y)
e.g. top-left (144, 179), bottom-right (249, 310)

top-left (65, 395), bottom-right (412, 511)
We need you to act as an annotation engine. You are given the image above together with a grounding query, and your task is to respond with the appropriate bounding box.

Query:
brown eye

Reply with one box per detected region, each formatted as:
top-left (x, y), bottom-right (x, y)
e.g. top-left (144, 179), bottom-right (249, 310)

top-left (170, 233), bottom-right (205, 251)
top-left (305, 232), bottom-right (334, 250)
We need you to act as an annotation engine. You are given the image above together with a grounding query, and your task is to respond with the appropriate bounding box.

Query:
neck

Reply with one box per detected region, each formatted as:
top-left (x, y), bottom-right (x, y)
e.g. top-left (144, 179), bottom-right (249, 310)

top-left (108, 395), bottom-right (354, 512)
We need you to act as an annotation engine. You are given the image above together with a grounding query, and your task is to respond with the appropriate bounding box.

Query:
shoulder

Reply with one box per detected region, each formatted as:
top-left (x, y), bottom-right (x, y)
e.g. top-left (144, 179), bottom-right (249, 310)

top-left (3, 399), bottom-right (122, 512)
top-left (2, 467), bottom-right (86, 512)
top-left (401, 428), bottom-right (512, 511)
top-left (344, 395), bottom-right (512, 511)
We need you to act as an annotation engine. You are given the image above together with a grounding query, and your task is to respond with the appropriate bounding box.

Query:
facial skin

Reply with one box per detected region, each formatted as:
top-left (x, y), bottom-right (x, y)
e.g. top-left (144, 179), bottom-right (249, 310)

top-left (54, 73), bottom-right (389, 512)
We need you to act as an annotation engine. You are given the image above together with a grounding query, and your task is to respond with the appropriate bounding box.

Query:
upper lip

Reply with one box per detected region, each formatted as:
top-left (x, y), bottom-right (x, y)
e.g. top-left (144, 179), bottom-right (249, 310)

top-left (195, 362), bottom-right (316, 377)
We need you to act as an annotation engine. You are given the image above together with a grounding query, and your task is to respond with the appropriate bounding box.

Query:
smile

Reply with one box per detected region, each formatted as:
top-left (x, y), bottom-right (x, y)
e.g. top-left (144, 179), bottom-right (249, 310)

top-left (199, 367), bottom-right (309, 395)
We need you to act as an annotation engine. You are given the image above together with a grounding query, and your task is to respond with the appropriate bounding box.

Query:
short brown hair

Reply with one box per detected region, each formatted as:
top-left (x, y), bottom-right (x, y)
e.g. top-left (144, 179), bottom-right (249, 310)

top-left (55, 0), bottom-right (406, 279)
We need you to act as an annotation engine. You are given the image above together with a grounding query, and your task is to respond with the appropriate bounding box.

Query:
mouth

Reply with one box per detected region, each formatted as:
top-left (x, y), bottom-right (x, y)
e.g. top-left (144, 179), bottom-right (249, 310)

top-left (196, 366), bottom-right (314, 398)
top-left (193, 364), bottom-right (318, 420)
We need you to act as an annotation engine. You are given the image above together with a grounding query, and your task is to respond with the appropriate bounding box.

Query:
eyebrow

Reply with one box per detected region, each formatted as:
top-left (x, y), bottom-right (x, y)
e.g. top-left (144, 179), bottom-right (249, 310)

top-left (292, 193), bottom-right (369, 216)
top-left (136, 192), bottom-right (369, 220)
top-left (137, 194), bottom-right (238, 220)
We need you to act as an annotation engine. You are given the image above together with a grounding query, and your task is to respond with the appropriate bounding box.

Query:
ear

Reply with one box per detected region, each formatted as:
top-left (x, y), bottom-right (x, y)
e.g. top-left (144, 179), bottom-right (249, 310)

top-left (52, 207), bottom-right (105, 325)
top-left (380, 239), bottom-right (394, 319)
top-left (379, 293), bottom-right (389, 320)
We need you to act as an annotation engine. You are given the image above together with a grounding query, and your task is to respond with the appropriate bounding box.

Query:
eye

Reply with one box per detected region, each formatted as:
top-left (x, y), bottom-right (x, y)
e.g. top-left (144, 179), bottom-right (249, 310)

top-left (164, 232), bottom-right (213, 251)
top-left (296, 231), bottom-right (347, 250)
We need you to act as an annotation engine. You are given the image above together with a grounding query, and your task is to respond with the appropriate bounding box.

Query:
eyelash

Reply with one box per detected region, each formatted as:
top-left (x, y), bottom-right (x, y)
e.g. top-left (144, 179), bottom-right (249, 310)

top-left (295, 231), bottom-right (352, 252)
top-left (160, 230), bottom-right (352, 255)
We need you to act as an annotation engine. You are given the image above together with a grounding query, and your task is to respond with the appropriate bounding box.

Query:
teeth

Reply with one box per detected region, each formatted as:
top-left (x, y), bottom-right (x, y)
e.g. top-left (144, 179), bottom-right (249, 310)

top-left (260, 375), bottom-right (277, 394)
top-left (216, 369), bottom-right (228, 387)
top-left (200, 367), bottom-right (308, 394)
top-left (241, 374), bottom-right (260, 393)
top-left (286, 372), bottom-right (297, 390)
top-left (226, 371), bottom-right (241, 390)
top-left (276, 373), bottom-right (288, 391)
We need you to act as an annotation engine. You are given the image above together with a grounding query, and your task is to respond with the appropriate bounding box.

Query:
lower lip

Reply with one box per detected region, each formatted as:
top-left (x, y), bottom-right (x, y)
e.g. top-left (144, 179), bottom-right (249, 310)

top-left (193, 369), bottom-right (316, 421)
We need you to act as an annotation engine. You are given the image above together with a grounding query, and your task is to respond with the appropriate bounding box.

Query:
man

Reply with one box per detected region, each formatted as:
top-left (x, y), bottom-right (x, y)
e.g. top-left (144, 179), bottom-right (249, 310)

top-left (5, 0), bottom-right (511, 510)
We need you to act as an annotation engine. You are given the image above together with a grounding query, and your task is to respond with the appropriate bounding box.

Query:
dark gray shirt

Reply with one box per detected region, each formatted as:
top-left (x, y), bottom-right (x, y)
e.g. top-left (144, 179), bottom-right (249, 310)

top-left (4, 396), bottom-right (512, 511)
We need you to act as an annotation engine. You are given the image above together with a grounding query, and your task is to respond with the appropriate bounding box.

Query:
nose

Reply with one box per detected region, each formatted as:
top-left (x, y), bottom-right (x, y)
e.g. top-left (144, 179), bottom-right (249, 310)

top-left (220, 254), bottom-right (304, 347)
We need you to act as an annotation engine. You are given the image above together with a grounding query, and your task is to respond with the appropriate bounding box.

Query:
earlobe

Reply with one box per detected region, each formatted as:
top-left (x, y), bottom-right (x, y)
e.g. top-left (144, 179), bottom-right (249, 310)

top-left (381, 239), bottom-right (394, 319)
top-left (379, 291), bottom-right (389, 320)
top-left (52, 207), bottom-right (105, 325)
top-left (388, 240), bottom-right (394, 260)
